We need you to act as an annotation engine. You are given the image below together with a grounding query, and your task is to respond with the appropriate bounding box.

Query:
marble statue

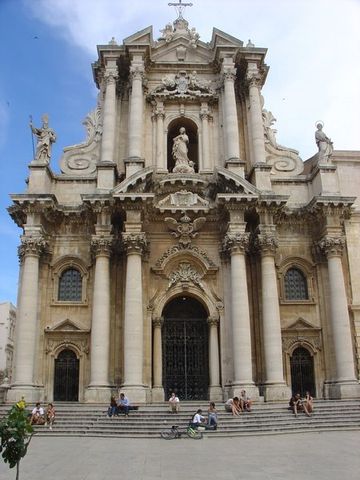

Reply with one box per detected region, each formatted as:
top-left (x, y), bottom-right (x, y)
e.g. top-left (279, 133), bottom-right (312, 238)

top-left (172, 127), bottom-right (195, 173)
top-left (160, 23), bottom-right (174, 43)
top-left (30, 114), bottom-right (56, 164)
top-left (315, 123), bottom-right (333, 163)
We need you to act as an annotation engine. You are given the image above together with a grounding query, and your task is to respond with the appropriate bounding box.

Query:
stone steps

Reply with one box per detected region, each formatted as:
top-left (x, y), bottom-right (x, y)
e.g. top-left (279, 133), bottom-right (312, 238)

top-left (1, 400), bottom-right (359, 438)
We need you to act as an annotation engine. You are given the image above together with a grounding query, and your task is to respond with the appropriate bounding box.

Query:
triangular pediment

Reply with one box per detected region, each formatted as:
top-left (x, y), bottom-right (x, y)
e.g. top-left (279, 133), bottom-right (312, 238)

top-left (48, 319), bottom-right (83, 332)
top-left (211, 28), bottom-right (243, 49)
top-left (286, 318), bottom-right (318, 330)
top-left (152, 39), bottom-right (212, 64)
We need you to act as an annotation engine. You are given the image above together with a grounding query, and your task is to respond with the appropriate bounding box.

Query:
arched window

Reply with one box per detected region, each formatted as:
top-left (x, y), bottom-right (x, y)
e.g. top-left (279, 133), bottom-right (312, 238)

top-left (284, 267), bottom-right (308, 300)
top-left (58, 268), bottom-right (82, 302)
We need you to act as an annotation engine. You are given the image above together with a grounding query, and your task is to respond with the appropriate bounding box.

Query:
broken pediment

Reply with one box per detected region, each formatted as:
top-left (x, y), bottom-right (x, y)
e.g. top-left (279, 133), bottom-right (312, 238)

top-left (123, 26), bottom-right (153, 47)
top-left (113, 167), bottom-right (154, 194)
top-left (215, 167), bottom-right (260, 196)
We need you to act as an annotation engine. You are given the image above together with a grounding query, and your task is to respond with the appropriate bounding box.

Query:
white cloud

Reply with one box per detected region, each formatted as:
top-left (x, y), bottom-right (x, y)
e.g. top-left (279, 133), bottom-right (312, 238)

top-left (24, 0), bottom-right (360, 158)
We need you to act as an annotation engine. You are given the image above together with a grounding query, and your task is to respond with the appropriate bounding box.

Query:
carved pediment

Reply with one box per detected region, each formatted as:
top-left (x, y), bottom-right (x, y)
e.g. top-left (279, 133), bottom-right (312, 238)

top-left (157, 190), bottom-right (209, 212)
top-left (113, 167), bottom-right (154, 194)
top-left (284, 317), bottom-right (320, 331)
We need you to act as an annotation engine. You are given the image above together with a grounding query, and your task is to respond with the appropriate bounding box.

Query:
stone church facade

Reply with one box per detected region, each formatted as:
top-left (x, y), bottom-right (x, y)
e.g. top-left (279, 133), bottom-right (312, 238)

top-left (6, 16), bottom-right (360, 403)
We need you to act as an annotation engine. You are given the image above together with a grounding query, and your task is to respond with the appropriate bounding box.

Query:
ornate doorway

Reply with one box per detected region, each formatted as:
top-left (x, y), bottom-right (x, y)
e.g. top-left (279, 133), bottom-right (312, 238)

top-left (162, 296), bottom-right (209, 400)
top-left (54, 349), bottom-right (79, 401)
top-left (290, 347), bottom-right (316, 396)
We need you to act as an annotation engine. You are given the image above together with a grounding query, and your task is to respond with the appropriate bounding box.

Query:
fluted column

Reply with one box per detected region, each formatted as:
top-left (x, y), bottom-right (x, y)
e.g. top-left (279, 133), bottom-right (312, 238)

top-left (221, 59), bottom-right (240, 162)
top-left (318, 236), bottom-right (359, 398)
top-left (100, 70), bottom-right (118, 163)
top-left (8, 236), bottom-right (46, 402)
top-left (87, 236), bottom-right (112, 397)
top-left (200, 102), bottom-right (211, 171)
top-left (128, 57), bottom-right (145, 160)
top-left (152, 316), bottom-right (165, 401)
top-left (247, 65), bottom-right (266, 165)
top-left (155, 102), bottom-right (166, 171)
top-left (257, 233), bottom-right (290, 401)
top-left (122, 232), bottom-right (147, 402)
top-left (223, 233), bottom-right (254, 390)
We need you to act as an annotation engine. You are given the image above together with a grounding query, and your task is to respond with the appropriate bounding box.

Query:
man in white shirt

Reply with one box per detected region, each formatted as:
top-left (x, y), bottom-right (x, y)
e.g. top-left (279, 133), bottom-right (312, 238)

top-left (168, 392), bottom-right (180, 413)
top-left (190, 409), bottom-right (205, 428)
top-left (30, 402), bottom-right (45, 425)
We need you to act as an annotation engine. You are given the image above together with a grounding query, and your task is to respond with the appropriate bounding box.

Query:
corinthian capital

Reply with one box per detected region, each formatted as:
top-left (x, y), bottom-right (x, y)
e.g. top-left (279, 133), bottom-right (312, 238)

top-left (222, 67), bottom-right (237, 83)
top-left (317, 235), bottom-right (345, 258)
top-left (255, 233), bottom-right (278, 255)
top-left (129, 64), bottom-right (145, 82)
top-left (18, 235), bottom-right (47, 261)
top-left (122, 232), bottom-right (147, 255)
top-left (152, 317), bottom-right (164, 329)
top-left (207, 316), bottom-right (219, 327)
top-left (104, 69), bottom-right (118, 86)
top-left (91, 235), bottom-right (113, 257)
top-left (222, 232), bottom-right (250, 255)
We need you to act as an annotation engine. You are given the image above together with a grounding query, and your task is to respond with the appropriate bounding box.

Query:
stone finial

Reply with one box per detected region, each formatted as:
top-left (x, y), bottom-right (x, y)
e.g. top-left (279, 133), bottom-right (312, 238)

top-left (108, 37), bottom-right (118, 45)
top-left (246, 39), bottom-right (255, 48)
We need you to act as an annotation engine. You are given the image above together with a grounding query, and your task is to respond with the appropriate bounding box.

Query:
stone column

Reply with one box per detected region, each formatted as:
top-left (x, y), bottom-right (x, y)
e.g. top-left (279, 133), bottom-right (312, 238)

top-left (8, 236), bottom-right (46, 402)
top-left (246, 64), bottom-right (266, 165)
top-left (223, 232), bottom-right (257, 399)
top-left (200, 102), bottom-right (211, 171)
top-left (155, 102), bottom-right (166, 172)
top-left (100, 70), bottom-right (118, 164)
top-left (152, 316), bottom-right (165, 401)
top-left (318, 236), bottom-right (360, 398)
top-left (207, 316), bottom-right (223, 400)
top-left (85, 236), bottom-right (112, 402)
top-left (222, 59), bottom-right (240, 163)
top-left (257, 233), bottom-right (291, 401)
top-left (122, 232), bottom-right (147, 402)
top-left (126, 56), bottom-right (145, 176)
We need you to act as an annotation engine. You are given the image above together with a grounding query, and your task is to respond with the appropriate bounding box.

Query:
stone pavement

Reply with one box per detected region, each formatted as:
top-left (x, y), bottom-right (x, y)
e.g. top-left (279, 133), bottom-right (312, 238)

top-left (0, 431), bottom-right (359, 480)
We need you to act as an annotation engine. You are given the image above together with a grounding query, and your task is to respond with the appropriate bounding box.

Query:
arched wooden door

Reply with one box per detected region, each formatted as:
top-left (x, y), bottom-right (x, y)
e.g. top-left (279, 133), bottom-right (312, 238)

top-left (54, 349), bottom-right (79, 401)
top-left (290, 347), bottom-right (316, 396)
top-left (162, 296), bottom-right (209, 400)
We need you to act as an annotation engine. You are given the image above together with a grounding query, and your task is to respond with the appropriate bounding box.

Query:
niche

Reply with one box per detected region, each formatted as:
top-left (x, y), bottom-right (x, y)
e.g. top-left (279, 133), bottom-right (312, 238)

top-left (167, 118), bottom-right (198, 172)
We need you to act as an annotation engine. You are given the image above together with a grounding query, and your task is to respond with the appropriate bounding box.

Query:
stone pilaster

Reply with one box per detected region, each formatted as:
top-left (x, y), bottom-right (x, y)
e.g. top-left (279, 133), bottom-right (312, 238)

top-left (152, 316), bottom-right (165, 401)
top-left (85, 235), bottom-right (113, 402)
top-left (126, 56), bottom-right (145, 176)
top-left (256, 232), bottom-right (291, 401)
top-left (207, 316), bottom-right (223, 401)
top-left (101, 70), bottom-right (118, 164)
top-left (122, 232), bottom-right (148, 402)
top-left (154, 102), bottom-right (166, 172)
top-left (200, 102), bottom-right (211, 172)
top-left (8, 235), bottom-right (47, 402)
top-left (318, 235), bottom-right (360, 398)
top-left (223, 232), bottom-right (258, 399)
top-left (221, 58), bottom-right (240, 164)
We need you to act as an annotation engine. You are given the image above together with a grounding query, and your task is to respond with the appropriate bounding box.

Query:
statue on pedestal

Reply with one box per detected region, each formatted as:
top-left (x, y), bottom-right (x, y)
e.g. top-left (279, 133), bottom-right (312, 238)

top-left (172, 127), bottom-right (195, 173)
top-left (30, 114), bottom-right (56, 164)
top-left (315, 122), bottom-right (333, 163)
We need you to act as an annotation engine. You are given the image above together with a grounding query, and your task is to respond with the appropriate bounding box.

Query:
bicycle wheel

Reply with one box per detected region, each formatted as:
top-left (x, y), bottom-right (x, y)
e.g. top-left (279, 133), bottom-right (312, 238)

top-left (186, 427), bottom-right (203, 439)
top-left (161, 429), bottom-right (177, 440)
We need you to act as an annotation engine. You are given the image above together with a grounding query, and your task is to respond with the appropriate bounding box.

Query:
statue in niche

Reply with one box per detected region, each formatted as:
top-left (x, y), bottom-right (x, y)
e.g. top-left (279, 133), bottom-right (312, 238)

top-left (172, 127), bottom-right (195, 173)
top-left (30, 114), bottom-right (56, 164)
top-left (315, 122), bottom-right (333, 163)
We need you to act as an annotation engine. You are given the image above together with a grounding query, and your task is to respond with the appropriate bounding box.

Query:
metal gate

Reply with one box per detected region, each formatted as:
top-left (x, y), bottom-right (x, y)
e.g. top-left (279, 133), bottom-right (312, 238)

top-left (290, 347), bottom-right (315, 396)
top-left (54, 349), bottom-right (79, 401)
top-left (163, 317), bottom-right (209, 400)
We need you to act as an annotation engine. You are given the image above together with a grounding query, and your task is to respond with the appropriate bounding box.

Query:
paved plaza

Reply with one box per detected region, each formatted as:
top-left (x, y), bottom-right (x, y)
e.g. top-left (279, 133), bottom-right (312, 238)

top-left (0, 431), bottom-right (359, 480)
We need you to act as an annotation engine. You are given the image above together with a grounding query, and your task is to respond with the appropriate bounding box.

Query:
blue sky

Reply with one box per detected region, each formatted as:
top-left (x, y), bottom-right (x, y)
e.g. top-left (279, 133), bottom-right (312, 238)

top-left (0, 0), bottom-right (359, 304)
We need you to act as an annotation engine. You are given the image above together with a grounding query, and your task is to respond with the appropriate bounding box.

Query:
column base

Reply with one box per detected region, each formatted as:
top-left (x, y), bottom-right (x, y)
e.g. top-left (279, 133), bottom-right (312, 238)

top-left (263, 383), bottom-right (291, 402)
top-left (324, 381), bottom-right (360, 399)
top-left (120, 385), bottom-right (148, 403)
top-left (208, 385), bottom-right (224, 402)
top-left (6, 385), bottom-right (44, 404)
top-left (231, 384), bottom-right (260, 402)
top-left (84, 386), bottom-right (113, 403)
top-left (151, 386), bottom-right (165, 402)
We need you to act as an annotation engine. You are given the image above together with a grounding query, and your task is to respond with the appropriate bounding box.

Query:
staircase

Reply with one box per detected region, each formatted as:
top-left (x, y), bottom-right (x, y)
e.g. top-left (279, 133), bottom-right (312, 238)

top-left (1, 400), bottom-right (359, 438)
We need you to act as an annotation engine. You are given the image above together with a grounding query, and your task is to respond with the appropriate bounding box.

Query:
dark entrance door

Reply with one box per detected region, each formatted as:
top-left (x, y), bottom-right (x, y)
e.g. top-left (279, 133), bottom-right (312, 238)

top-left (162, 296), bottom-right (209, 400)
top-left (54, 349), bottom-right (79, 401)
top-left (290, 347), bottom-right (316, 396)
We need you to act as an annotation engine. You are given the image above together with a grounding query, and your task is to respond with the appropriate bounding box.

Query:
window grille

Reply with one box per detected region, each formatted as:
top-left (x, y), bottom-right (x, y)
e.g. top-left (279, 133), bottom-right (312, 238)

top-left (58, 268), bottom-right (82, 301)
top-left (284, 268), bottom-right (308, 300)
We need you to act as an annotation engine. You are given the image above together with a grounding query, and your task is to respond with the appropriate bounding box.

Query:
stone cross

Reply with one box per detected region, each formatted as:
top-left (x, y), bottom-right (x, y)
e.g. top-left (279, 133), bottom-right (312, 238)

top-left (168, 0), bottom-right (193, 19)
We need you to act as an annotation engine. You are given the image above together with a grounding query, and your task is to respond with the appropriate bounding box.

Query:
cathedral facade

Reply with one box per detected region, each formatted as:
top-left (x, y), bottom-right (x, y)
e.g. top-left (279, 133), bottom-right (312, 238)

top-left (7, 16), bottom-right (360, 403)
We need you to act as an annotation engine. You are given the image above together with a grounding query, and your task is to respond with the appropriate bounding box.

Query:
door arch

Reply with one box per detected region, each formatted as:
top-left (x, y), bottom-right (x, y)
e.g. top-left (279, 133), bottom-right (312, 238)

top-left (162, 296), bottom-right (209, 400)
top-left (54, 349), bottom-right (79, 401)
top-left (290, 346), bottom-right (316, 396)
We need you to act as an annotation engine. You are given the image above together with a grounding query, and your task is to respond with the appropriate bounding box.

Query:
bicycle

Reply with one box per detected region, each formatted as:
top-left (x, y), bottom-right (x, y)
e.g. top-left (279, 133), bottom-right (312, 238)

top-left (160, 424), bottom-right (203, 440)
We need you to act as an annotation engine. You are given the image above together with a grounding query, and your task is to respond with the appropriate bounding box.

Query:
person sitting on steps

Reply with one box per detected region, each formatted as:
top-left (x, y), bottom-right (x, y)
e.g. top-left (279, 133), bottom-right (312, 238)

top-left (190, 409), bottom-right (206, 429)
top-left (117, 393), bottom-right (130, 417)
top-left (225, 396), bottom-right (242, 416)
top-left (168, 392), bottom-right (180, 414)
